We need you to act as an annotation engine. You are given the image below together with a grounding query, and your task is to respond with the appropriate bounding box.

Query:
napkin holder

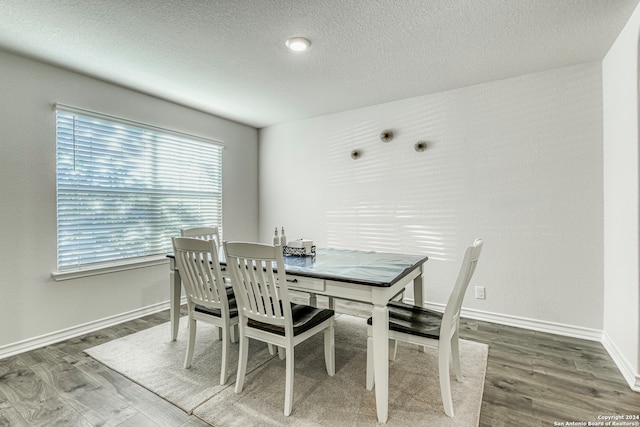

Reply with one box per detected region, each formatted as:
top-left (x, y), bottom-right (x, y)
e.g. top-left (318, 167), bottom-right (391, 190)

top-left (283, 239), bottom-right (315, 257)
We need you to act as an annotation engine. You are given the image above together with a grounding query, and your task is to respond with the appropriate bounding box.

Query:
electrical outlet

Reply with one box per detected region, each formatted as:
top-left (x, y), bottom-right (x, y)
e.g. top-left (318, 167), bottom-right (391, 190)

top-left (474, 286), bottom-right (485, 299)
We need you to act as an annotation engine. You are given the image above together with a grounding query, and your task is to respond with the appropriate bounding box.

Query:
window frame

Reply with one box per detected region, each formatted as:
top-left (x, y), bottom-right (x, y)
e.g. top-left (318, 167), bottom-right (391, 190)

top-left (52, 104), bottom-right (224, 281)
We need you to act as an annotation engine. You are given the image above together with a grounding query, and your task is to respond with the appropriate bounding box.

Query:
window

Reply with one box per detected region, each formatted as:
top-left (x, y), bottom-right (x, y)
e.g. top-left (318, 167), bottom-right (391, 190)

top-left (54, 104), bottom-right (223, 275)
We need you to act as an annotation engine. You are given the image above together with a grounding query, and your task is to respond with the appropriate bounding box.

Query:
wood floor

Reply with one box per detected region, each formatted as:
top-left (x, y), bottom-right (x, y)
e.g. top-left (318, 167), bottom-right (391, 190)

top-left (0, 303), bottom-right (637, 426)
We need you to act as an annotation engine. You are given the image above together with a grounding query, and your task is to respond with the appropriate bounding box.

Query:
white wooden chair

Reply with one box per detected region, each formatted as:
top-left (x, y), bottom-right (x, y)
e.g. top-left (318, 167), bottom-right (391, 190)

top-left (366, 239), bottom-right (483, 417)
top-left (171, 237), bottom-right (239, 385)
top-left (180, 226), bottom-right (237, 342)
top-left (180, 226), bottom-right (221, 246)
top-left (223, 241), bottom-right (336, 416)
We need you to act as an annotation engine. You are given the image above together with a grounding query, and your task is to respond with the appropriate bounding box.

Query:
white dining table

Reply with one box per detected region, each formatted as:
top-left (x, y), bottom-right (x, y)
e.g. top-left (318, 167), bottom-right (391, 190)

top-left (167, 247), bottom-right (428, 423)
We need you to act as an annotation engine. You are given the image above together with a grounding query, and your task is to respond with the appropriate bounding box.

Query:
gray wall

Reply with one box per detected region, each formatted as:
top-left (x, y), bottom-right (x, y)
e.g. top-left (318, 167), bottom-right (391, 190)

top-left (259, 63), bottom-right (604, 337)
top-left (602, 1), bottom-right (640, 390)
top-left (0, 50), bottom-right (259, 351)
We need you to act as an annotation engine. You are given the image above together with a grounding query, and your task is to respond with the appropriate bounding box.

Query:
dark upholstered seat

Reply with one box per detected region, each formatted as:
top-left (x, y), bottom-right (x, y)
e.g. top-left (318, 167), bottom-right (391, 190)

top-left (195, 286), bottom-right (238, 318)
top-left (195, 299), bottom-right (238, 318)
top-left (249, 304), bottom-right (334, 336)
top-left (367, 301), bottom-right (442, 340)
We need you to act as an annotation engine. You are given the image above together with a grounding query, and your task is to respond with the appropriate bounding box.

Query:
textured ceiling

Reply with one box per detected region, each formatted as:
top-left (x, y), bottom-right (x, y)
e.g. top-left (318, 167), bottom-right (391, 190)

top-left (0, 0), bottom-right (638, 128)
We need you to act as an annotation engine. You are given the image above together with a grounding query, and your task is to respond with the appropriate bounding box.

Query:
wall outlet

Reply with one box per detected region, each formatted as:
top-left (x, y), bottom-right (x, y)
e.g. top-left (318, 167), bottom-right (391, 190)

top-left (474, 286), bottom-right (485, 299)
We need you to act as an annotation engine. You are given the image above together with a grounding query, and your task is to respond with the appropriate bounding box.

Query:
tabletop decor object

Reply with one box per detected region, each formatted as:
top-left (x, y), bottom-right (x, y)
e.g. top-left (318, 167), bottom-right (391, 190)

top-left (283, 239), bottom-right (315, 256)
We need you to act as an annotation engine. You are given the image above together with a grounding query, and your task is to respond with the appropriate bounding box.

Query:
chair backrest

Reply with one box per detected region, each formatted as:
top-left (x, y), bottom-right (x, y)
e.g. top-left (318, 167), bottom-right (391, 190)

top-left (172, 236), bottom-right (229, 312)
top-left (441, 239), bottom-right (483, 340)
top-left (223, 242), bottom-right (292, 332)
top-left (180, 226), bottom-right (221, 248)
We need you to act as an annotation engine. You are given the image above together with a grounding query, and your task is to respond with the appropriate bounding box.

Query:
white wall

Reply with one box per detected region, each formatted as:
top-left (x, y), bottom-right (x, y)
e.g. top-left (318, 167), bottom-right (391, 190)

top-left (602, 2), bottom-right (640, 390)
top-left (259, 63), bottom-right (604, 336)
top-left (0, 50), bottom-right (259, 351)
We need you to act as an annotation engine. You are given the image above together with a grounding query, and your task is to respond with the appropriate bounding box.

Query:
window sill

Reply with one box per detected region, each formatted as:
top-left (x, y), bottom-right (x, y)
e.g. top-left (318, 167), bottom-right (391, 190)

top-left (52, 255), bottom-right (169, 281)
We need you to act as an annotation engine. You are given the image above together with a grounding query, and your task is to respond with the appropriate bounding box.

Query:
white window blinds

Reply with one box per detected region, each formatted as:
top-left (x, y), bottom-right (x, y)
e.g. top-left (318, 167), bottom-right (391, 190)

top-left (55, 105), bottom-right (223, 271)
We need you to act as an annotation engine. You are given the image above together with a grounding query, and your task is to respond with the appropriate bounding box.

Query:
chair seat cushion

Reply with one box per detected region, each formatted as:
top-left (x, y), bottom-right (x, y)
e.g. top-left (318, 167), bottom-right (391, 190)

top-left (194, 293), bottom-right (239, 318)
top-left (248, 304), bottom-right (334, 336)
top-left (367, 301), bottom-right (442, 340)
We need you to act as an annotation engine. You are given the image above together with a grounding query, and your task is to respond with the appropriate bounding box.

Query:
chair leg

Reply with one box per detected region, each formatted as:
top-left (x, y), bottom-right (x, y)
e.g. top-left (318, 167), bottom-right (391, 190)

top-left (213, 326), bottom-right (221, 341)
top-left (366, 334), bottom-right (374, 390)
top-left (184, 317), bottom-right (197, 369)
top-left (451, 335), bottom-right (463, 382)
top-left (324, 323), bottom-right (335, 376)
top-left (284, 345), bottom-right (295, 416)
top-left (268, 343), bottom-right (276, 355)
top-left (278, 346), bottom-right (286, 359)
top-left (230, 324), bottom-right (238, 343)
top-left (235, 334), bottom-right (249, 394)
top-left (389, 338), bottom-right (398, 361)
top-left (219, 324), bottom-right (230, 385)
top-left (438, 342), bottom-right (454, 417)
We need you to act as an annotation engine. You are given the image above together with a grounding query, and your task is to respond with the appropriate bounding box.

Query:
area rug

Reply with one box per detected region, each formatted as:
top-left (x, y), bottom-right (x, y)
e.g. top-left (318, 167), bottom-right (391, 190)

top-left (85, 314), bottom-right (488, 426)
top-left (84, 320), bottom-right (275, 413)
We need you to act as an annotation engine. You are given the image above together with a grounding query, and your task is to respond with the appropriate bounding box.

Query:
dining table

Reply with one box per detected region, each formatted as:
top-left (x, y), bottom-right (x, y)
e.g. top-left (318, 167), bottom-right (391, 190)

top-left (167, 246), bottom-right (428, 423)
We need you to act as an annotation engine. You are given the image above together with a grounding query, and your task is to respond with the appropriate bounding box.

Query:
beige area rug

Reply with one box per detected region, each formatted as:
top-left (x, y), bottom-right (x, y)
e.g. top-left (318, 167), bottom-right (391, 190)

top-left (84, 320), bottom-right (275, 413)
top-left (85, 314), bottom-right (488, 426)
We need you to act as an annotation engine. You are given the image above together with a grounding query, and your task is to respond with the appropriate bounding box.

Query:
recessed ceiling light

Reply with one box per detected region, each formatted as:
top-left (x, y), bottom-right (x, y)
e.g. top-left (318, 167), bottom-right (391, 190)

top-left (285, 37), bottom-right (311, 52)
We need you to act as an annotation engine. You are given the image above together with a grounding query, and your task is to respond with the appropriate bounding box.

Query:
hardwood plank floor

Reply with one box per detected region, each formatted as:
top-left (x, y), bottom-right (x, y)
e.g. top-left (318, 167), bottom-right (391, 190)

top-left (458, 319), bottom-right (640, 427)
top-left (0, 305), bottom-right (637, 426)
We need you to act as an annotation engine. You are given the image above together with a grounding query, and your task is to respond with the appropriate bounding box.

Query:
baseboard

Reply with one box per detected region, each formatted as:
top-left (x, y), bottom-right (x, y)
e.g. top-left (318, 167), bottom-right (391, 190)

top-left (420, 300), bottom-right (639, 392)
top-left (0, 299), bottom-right (178, 360)
top-left (420, 301), bottom-right (603, 341)
top-left (601, 330), bottom-right (640, 392)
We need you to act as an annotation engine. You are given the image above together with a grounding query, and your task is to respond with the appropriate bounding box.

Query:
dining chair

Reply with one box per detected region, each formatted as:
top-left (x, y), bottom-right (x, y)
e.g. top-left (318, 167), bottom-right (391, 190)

top-left (180, 226), bottom-right (237, 342)
top-left (180, 226), bottom-right (221, 247)
top-left (223, 241), bottom-right (336, 416)
top-left (365, 238), bottom-right (483, 417)
top-left (171, 237), bottom-right (239, 385)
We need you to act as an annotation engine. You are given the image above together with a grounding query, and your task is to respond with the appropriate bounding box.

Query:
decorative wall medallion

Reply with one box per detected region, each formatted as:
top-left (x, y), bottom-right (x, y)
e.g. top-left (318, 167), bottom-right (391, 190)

top-left (380, 129), bottom-right (394, 143)
top-left (414, 141), bottom-right (428, 152)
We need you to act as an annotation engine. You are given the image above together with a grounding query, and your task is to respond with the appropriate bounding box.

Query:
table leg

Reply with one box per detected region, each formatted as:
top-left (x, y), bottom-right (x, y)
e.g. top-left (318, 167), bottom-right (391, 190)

top-left (372, 303), bottom-right (389, 423)
top-left (169, 264), bottom-right (181, 341)
top-left (414, 262), bottom-right (426, 353)
top-left (413, 262), bottom-right (425, 307)
top-left (308, 292), bottom-right (318, 307)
